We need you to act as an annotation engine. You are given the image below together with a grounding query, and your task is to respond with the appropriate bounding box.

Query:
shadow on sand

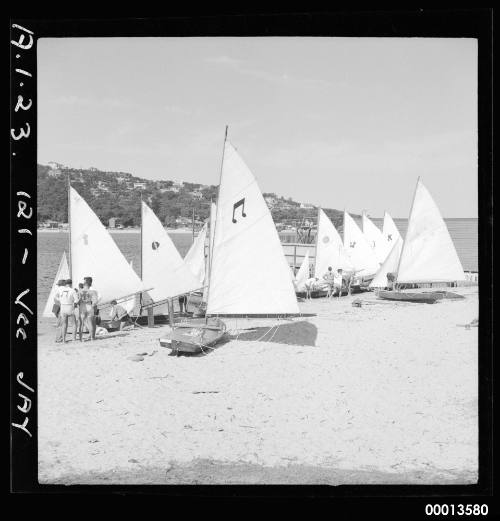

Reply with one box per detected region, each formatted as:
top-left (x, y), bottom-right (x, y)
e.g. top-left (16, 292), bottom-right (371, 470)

top-left (229, 320), bottom-right (317, 347)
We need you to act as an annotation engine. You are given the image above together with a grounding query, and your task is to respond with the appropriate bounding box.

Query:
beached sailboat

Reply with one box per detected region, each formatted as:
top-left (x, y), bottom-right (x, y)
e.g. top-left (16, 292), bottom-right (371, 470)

top-left (160, 128), bottom-right (300, 354)
top-left (42, 251), bottom-right (70, 318)
top-left (369, 236), bottom-right (403, 289)
top-left (140, 200), bottom-right (202, 307)
top-left (343, 210), bottom-right (380, 278)
top-left (315, 208), bottom-right (354, 278)
top-left (69, 185), bottom-right (145, 306)
top-left (362, 211), bottom-right (387, 264)
top-left (377, 178), bottom-right (465, 303)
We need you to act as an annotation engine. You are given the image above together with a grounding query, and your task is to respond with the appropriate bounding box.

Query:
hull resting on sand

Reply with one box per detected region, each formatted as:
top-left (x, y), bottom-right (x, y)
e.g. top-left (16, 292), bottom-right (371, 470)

top-left (377, 290), bottom-right (441, 304)
top-left (159, 317), bottom-right (226, 355)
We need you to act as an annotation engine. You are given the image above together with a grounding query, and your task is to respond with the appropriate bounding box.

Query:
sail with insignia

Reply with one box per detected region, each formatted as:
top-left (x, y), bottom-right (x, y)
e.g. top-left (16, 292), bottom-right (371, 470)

top-left (206, 141), bottom-right (299, 315)
top-left (343, 210), bottom-right (380, 276)
top-left (70, 186), bottom-right (144, 304)
top-left (381, 211), bottom-right (402, 260)
top-left (141, 201), bottom-right (202, 304)
top-left (315, 208), bottom-right (354, 277)
top-left (362, 211), bottom-right (387, 264)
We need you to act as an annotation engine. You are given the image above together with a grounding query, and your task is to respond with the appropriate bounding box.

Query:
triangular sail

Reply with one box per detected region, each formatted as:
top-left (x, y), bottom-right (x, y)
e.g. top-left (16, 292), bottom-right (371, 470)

top-left (42, 251), bottom-right (70, 318)
top-left (315, 208), bottom-right (354, 277)
top-left (70, 186), bottom-right (144, 304)
top-left (184, 222), bottom-right (208, 286)
top-left (343, 210), bottom-right (380, 276)
top-left (369, 237), bottom-right (403, 288)
top-left (141, 201), bottom-right (201, 303)
top-left (362, 212), bottom-right (387, 264)
top-left (295, 251), bottom-right (310, 291)
top-left (206, 141), bottom-right (299, 315)
top-left (396, 179), bottom-right (465, 283)
top-left (382, 211), bottom-right (402, 259)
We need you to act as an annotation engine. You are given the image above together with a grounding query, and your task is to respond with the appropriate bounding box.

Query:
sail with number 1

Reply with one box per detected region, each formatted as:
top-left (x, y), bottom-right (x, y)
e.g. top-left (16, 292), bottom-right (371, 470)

top-left (206, 140), bottom-right (299, 316)
top-left (70, 186), bottom-right (144, 304)
top-left (343, 210), bottom-right (380, 277)
top-left (362, 212), bottom-right (387, 264)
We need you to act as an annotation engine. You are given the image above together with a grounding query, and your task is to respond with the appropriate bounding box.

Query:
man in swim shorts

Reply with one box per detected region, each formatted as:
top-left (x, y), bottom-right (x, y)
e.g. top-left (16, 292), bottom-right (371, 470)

top-left (109, 300), bottom-right (133, 330)
top-left (81, 280), bottom-right (97, 341)
top-left (333, 269), bottom-right (343, 299)
top-left (53, 279), bottom-right (66, 342)
top-left (56, 279), bottom-right (79, 343)
top-left (323, 267), bottom-right (336, 298)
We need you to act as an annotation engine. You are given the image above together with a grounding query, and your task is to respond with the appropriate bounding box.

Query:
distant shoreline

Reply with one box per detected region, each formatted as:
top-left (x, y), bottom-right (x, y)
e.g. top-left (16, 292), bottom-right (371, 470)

top-left (37, 227), bottom-right (195, 235)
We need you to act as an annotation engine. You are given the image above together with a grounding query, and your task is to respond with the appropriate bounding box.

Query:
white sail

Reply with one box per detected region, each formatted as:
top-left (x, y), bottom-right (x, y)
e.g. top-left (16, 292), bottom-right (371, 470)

top-left (315, 208), bottom-right (354, 278)
top-left (396, 179), bottom-right (465, 283)
top-left (42, 251), bottom-right (70, 318)
top-left (295, 251), bottom-right (311, 291)
top-left (184, 222), bottom-right (208, 286)
top-left (362, 212), bottom-right (387, 264)
top-left (382, 211), bottom-right (402, 259)
top-left (206, 141), bottom-right (299, 315)
top-left (141, 201), bottom-right (201, 303)
top-left (70, 186), bottom-right (144, 304)
top-left (343, 210), bottom-right (380, 276)
top-left (369, 237), bottom-right (403, 288)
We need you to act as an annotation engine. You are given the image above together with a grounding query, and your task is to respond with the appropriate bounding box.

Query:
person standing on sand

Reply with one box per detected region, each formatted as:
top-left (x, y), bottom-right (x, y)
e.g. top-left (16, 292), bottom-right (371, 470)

top-left (333, 269), bottom-right (343, 299)
top-left (76, 282), bottom-right (90, 341)
top-left (304, 276), bottom-right (319, 300)
top-left (57, 279), bottom-right (79, 343)
top-left (81, 280), bottom-right (98, 341)
top-left (84, 277), bottom-right (100, 334)
top-left (323, 267), bottom-right (335, 298)
top-left (53, 279), bottom-right (66, 343)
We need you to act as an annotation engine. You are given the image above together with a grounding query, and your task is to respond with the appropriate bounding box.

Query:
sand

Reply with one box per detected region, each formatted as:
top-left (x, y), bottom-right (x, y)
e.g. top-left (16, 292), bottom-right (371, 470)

top-left (38, 287), bottom-right (478, 485)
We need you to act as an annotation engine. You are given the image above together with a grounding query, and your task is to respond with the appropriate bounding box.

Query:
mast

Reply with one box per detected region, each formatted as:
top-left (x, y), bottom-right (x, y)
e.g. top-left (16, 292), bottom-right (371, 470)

top-left (140, 193), bottom-right (143, 313)
top-left (67, 174), bottom-right (72, 279)
top-left (395, 176), bottom-right (420, 288)
top-left (205, 125), bottom-right (228, 319)
top-left (313, 206), bottom-right (320, 277)
top-left (192, 208), bottom-right (195, 244)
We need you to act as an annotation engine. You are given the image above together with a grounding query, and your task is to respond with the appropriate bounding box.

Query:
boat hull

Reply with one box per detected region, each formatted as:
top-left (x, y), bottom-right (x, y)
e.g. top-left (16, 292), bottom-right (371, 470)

top-left (377, 290), bottom-right (441, 304)
top-left (159, 317), bottom-right (226, 355)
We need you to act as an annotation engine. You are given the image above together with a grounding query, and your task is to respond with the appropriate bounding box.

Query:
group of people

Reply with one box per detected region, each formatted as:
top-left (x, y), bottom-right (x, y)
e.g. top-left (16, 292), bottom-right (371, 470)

top-left (52, 276), bottom-right (135, 343)
top-left (52, 276), bottom-right (100, 343)
top-left (302, 266), bottom-right (352, 300)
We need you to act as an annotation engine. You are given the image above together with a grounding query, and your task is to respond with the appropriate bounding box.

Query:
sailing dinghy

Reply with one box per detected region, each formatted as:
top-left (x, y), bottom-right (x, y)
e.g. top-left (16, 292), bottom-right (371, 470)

top-left (377, 178), bottom-right (465, 303)
top-left (362, 211), bottom-right (387, 264)
top-left (160, 129), bottom-right (300, 354)
top-left (42, 251), bottom-right (70, 317)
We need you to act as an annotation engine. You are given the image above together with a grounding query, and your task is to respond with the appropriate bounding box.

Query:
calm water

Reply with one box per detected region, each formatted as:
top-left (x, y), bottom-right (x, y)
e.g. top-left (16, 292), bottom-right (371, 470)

top-left (38, 217), bottom-right (478, 313)
top-left (37, 231), bottom-right (193, 313)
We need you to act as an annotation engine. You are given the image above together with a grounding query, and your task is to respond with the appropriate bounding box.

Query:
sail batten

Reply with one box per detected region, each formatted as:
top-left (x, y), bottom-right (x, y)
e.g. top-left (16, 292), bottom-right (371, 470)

top-left (70, 186), bottom-right (144, 304)
top-left (206, 141), bottom-right (299, 315)
top-left (396, 179), bottom-right (465, 283)
top-left (141, 201), bottom-right (201, 303)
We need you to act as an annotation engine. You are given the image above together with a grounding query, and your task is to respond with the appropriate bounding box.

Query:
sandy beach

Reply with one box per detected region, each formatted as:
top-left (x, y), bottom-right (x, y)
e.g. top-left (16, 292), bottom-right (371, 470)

top-left (38, 287), bottom-right (478, 485)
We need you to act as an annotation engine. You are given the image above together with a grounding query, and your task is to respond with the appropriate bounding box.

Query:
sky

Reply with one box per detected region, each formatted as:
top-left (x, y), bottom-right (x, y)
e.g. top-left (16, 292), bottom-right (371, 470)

top-left (38, 37), bottom-right (477, 218)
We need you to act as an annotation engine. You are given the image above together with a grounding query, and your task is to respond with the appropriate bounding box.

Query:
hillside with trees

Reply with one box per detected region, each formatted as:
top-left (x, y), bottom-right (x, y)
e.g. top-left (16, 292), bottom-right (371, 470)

top-left (37, 163), bottom-right (345, 230)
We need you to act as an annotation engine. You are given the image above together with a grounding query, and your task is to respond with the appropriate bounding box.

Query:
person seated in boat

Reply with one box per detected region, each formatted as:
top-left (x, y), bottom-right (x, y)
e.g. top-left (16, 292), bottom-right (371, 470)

top-left (304, 277), bottom-right (319, 300)
top-left (333, 268), bottom-right (343, 299)
top-left (109, 300), bottom-right (133, 330)
top-left (57, 279), bottom-right (79, 343)
top-left (323, 267), bottom-right (336, 298)
top-left (178, 294), bottom-right (188, 315)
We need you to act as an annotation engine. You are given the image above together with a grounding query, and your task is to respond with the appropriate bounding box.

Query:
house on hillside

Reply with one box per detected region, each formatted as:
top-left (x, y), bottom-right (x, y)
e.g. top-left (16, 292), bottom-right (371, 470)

top-left (108, 217), bottom-right (122, 229)
top-left (190, 190), bottom-right (203, 200)
top-left (133, 182), bottom-right (147, 190)
top-left (300, 203), bottom-right (315, 209)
